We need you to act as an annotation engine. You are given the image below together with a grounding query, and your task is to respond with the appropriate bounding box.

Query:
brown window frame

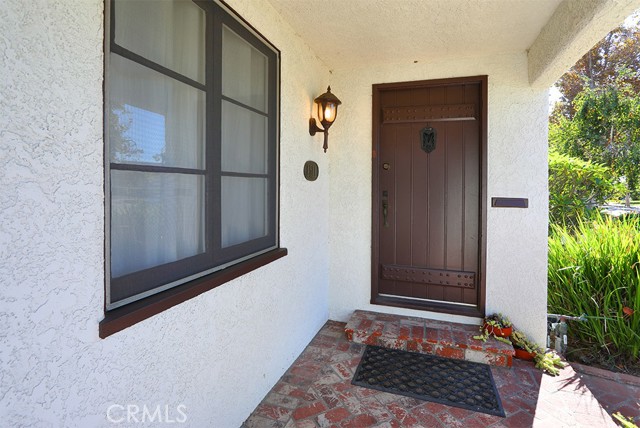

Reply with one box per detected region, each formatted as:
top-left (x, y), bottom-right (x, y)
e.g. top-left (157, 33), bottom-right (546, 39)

top-left (100, 0), bottom-right (284, 338)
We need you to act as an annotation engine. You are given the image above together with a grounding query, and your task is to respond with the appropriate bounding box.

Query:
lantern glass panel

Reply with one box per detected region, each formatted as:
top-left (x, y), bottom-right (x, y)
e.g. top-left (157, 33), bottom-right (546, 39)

top-left (319, 103), bottom-right (337, 124)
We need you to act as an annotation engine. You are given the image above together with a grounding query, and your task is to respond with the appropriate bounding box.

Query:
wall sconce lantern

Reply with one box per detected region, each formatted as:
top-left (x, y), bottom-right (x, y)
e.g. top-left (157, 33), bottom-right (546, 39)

top-left (309, 86), bottom-right (342, 152)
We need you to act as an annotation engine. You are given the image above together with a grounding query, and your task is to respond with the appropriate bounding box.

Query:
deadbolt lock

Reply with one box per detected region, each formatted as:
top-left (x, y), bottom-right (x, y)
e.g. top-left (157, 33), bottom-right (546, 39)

top-left (383, 162), bottom-right (391, 170)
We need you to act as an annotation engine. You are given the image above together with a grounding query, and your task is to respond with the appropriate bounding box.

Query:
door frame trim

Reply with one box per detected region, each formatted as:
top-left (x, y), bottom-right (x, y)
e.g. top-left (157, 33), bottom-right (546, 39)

top-left (370, 75), bottom-right (488, 318)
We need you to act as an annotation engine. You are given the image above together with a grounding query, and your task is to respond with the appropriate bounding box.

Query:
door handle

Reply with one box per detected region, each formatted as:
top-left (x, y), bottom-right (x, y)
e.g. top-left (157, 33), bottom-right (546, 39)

top-left (382, 191), bottom-right (389, 227)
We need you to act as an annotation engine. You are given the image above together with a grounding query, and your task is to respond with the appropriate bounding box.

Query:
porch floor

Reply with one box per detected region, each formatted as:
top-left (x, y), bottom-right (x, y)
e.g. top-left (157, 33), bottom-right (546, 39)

top-left (344, 310), bottom-right (514, 367)
top-left (243, 320), bottom-right (640, 427)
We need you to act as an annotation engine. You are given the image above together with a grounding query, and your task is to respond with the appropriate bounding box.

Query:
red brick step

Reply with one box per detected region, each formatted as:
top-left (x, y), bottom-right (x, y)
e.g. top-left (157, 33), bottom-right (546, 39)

top-left (344, 310), bottom-right (514, 367)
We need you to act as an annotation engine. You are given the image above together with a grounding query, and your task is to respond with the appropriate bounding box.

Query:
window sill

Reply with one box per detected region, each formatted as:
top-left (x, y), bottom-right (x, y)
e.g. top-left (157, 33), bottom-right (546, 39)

top-left (99, 248), bottom-right (287, 338)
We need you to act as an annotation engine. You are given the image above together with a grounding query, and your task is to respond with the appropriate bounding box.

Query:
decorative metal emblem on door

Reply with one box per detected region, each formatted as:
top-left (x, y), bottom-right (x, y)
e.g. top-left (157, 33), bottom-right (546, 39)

top-left (420, 127), bottom-right (437, 154)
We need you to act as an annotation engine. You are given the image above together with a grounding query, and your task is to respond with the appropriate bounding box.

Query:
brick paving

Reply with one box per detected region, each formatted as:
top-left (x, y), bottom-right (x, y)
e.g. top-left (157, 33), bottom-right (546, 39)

top-left (243, 320), bottom-right (639, 427)
top-left (345, 310), bottom-right (514, 367)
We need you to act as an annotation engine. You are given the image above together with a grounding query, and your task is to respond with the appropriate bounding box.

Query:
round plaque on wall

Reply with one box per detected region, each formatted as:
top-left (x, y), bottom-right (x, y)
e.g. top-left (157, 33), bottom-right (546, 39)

top-left (303, 161), bottom-right (319, 181)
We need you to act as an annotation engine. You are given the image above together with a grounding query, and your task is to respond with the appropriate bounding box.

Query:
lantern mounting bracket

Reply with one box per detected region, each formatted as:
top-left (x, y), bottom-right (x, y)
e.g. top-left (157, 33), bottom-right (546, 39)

top-left (309, 118), bottom-right (324, 136)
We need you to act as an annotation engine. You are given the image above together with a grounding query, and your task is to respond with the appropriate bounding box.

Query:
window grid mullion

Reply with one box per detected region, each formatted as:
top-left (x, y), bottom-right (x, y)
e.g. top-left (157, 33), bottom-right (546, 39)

top-left (221, 95), bottom-right (268, 117)
top-left (209, 6), bottom-right (223, 260)
top-left (220, 171), bottom-right (269, 179)
top-left (110, 44), bottom-right (207, 92)
top-left (110, 163), bottom-right (206, 175)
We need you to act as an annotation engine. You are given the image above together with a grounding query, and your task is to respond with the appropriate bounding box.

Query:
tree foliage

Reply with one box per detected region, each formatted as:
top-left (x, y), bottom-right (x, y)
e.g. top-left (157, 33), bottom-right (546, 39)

top-left (552, 22), bottom-right (640, 121)
top-left (550, 79), bottom-right (640, 198)
top-left (110, 104), bottom-right (142, 162)
top-left (550, 17), bottom-right (640, 200)
top-left (548, 151), bottom-right (624, 226)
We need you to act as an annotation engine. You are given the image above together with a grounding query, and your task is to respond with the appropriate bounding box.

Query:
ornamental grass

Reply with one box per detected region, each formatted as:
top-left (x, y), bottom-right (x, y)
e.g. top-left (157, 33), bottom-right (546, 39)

top-left (548, 214), bottom-right (640, 368)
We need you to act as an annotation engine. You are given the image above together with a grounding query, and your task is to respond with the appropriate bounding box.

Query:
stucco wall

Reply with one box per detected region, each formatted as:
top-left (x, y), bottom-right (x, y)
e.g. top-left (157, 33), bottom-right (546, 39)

top-left (328, 53), bottom-right (549, 346)
top-left (528, 0), bottom-right (640, 87)
top-left (0, 0), bottom-right (331, 426)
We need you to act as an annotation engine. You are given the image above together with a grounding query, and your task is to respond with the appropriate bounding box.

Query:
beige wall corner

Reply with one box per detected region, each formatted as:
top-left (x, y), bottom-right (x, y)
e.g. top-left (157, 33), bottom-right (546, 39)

top-left (528, 0), bottom-right (640, 88)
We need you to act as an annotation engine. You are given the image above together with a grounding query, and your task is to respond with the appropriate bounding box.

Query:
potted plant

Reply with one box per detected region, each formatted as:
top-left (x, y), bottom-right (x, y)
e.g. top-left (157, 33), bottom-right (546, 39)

top-left (510, 330), bottom-right (542, 361)
top-left (472, 314), bottom-right (567, 376)
top-left (473, 313), bottom-right (513, 343)
top-left (510, 330), bottom-right (566, 375)
top-left (534, 351), bottom-right (566, 376)
top-left (483, 313), bottom-right (513, 337)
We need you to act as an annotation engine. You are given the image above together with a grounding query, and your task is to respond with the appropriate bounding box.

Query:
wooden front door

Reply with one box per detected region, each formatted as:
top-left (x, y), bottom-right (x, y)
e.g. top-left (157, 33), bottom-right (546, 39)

top-left (371, 76), bottom-right (486, 317)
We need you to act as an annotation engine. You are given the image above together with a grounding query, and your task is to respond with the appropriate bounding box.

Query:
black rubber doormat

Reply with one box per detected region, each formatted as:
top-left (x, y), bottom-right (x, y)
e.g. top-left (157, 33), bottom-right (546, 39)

top-left (352, 345), bottom-right (505, 417)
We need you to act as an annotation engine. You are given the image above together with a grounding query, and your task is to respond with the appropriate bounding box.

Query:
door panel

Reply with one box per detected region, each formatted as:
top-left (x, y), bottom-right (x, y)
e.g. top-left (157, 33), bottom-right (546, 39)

top-left (372, 77), bottom-right (486, 316)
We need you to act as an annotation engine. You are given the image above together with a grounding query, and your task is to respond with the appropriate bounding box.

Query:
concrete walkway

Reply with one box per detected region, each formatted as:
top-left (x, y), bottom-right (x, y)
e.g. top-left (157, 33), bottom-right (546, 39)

top-left (244, 321), bottom-right (640, 427)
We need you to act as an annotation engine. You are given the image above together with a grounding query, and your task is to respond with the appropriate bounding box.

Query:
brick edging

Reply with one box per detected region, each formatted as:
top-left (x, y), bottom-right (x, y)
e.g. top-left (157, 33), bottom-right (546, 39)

top-left (571, 362), bottom-right (640, 387)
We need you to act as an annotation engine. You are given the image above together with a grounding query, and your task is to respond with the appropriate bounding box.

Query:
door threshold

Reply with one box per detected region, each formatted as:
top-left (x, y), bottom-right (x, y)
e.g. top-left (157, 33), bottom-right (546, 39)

top-left (379, 293), bottom-right (477, 307)
top-left (372, 295), bottom-right (483, 318)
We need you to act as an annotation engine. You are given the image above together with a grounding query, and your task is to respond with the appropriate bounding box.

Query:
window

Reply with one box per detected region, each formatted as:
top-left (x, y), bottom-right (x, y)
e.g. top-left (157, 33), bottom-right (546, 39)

top-left (104, 0), bottom-right (281, 315)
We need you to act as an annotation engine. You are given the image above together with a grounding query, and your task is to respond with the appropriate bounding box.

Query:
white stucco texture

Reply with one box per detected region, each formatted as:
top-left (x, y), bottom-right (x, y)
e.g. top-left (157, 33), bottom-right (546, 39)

top-left (328, 53), bottom-right (549, 346)
top-left (529, 0), bottom-right (640, 87)
top-left (268, 0), bottom-right (563, 70)
top-left (0, 0), bottom-right (331, 426)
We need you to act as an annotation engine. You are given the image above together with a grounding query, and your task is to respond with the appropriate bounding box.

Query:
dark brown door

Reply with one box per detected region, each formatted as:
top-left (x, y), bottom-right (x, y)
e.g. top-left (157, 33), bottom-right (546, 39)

top-left (371, 76), bottom-right (486, 317)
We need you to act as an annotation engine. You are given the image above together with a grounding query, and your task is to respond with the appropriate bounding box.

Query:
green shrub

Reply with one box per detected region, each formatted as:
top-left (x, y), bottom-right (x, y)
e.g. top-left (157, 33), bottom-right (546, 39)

top-left (549, 151), bottom-right (624, 227)
top-left (548, 214), bottom-right (640, 361)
